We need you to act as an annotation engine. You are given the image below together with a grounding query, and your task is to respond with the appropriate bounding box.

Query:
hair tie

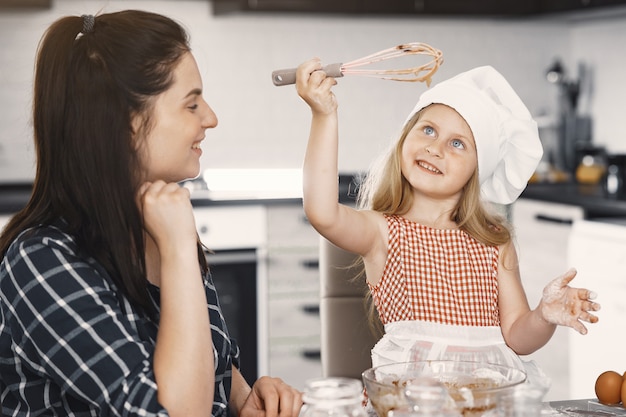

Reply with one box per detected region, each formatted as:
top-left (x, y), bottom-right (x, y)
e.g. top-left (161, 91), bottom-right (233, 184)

top-left (81, 14), bottom-right (95, 34)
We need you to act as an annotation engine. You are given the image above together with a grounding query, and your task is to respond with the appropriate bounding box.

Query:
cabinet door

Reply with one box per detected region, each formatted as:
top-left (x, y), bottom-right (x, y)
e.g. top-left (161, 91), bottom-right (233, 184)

top-left (568, 219), bottom-right (626, 399)
top-left (512, 199), bottom-right (584, 306)
top-left (267, 205), bottom-right (319, 248)
top-left (511, 199), bottom-right (583, 401)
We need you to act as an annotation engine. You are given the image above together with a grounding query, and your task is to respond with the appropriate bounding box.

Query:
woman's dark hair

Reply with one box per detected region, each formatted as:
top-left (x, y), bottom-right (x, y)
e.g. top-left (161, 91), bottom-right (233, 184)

top-left (0, 10), bottom-right (206, 315)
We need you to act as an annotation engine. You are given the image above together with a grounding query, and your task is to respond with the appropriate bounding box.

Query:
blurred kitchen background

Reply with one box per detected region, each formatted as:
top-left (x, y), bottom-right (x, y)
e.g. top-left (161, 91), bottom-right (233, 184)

top-left (2, 0), bottom-right (626, 181)
top-left (2, 0), bottom-right (626, 403)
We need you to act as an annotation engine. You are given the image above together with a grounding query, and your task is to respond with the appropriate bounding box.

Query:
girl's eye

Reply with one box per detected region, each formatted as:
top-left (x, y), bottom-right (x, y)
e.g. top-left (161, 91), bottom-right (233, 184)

top-left (451, 139), bottom-right (465, 149)
top-left (188, 104), bottom-right (199, 110)
top-left (423, 126), bottom-right (435, 136)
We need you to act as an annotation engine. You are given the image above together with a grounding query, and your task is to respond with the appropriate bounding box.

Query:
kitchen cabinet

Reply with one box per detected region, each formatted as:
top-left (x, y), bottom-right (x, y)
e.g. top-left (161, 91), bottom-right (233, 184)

top-left (567, 219), bottom-right (626, 399)
top-left (266, 203), bottom-right (323, 390)
top-left (511, 198), bottom-right (584, 401)
top-left (211, 0), bottom-right (626, 16)
top-left (0, 0), bottom-right (50, 9)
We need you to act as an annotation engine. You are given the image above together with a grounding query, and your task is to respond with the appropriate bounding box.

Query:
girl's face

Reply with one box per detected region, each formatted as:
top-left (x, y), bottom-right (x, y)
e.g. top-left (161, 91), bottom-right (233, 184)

top-left (400, 103), bottom-right (477, 201)
top-left (136, 52), bottom-right (218, 183)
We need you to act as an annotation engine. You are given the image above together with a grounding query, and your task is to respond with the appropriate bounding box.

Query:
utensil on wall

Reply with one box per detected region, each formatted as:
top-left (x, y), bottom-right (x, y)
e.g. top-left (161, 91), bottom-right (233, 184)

top-left (545, 58), bottom-right (592, 174)
top-left (271, 42), bottom-right (443, 86)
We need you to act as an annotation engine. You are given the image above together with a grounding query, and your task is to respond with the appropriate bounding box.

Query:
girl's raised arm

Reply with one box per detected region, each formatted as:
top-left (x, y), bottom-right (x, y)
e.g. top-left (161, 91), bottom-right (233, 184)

top-left (296, 59), bottom-right (383, 257)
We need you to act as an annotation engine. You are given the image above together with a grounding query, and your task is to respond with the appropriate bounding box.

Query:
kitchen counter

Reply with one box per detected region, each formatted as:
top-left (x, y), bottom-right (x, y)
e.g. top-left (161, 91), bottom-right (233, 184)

top-left (546, 399), bottom-right (626, 416)
top-left (521, 181), bottom-right (626, 218)
top-left (0, 182), bottom-right (304, 214)
top-left (0, 174), bottom-right (359, 214)
top-left (0, 183), bottom-right (32, 214)
top-left (2, 178), bottom-right (626, 217)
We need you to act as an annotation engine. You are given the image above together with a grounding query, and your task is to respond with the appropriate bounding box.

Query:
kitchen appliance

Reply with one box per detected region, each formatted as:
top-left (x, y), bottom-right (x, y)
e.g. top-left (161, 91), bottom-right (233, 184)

top-left (193, 204), bottom-right (268, 386)
top-left (602, 154), bottom-right (626, 199)
top-left (574, 145), bottom-right (607, 185)
top-left (545, 59), bottom-right (593, 174)
top-left (206, 249), bottom-right (261, 385)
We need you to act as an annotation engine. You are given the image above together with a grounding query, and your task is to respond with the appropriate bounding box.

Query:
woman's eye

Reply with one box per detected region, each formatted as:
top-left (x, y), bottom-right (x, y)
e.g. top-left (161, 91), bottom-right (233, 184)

top-left (423, 126), bottom-right (435, 136)
top-left (451, 139), bottom-right (465, 149)
top-left (188, 103), bottom-right (199, 110)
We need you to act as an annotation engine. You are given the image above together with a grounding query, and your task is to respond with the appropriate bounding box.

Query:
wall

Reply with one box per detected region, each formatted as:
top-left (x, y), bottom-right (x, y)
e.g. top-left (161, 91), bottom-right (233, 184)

top-left (4, 0), bottom-right (623, 182)
top-left (570, 17), bottom-right (626, 154)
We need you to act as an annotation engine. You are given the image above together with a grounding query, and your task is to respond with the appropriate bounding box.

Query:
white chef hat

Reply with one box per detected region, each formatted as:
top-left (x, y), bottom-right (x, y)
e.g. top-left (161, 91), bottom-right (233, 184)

top-left (407, 65), bottom-right (543, 204)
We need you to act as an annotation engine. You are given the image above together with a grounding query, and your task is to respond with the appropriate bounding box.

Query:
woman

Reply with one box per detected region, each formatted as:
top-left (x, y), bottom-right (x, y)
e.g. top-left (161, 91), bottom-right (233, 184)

top-left (0, 10), bottom-right (302, 417)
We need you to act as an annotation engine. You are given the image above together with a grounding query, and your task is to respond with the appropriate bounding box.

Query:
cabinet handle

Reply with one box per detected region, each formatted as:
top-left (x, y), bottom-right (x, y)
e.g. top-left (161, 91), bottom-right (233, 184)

top-left (301, 259), bottom-right (319, 269)
top-left (302, 304), bottom-right (320, 315)
top-left (534, 214), bottom-right (574, 225)
top-left (301, 349), bottom-right (321, 360)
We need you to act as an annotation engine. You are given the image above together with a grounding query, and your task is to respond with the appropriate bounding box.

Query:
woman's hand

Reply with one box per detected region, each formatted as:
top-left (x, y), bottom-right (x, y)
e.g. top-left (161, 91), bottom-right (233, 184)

top-left (238, 376), bottom-right (303, 417)
top-left (296, 58), bottom-right (338, 116)
top-left (539, 268), bottom-right (601, 335)
top-left (137, 180), bottom-right (197, 250)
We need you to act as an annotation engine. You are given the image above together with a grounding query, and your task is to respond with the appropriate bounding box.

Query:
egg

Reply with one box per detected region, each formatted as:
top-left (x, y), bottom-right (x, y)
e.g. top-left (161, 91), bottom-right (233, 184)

top-left (595, 370), bottom-right (623, 405)
top-left (621, 376), bottom-right (626, 407)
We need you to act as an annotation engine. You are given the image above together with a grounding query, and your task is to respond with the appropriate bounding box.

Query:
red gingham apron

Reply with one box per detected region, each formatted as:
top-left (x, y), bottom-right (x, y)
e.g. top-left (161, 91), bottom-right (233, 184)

top-left (368, 215), bottom-right (524, 370)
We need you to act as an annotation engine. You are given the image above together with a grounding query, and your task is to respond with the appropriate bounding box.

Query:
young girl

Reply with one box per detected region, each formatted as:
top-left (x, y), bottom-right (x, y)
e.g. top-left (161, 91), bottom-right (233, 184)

top-left (0, 11), bottom-right (301, 417)
top-left (294, 60), bottom-right (600, 376)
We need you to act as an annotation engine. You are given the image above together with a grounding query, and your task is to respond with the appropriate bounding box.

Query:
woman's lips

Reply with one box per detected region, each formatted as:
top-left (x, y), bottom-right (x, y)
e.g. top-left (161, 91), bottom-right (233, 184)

top-left (192, 141), bottom-right (203, 156)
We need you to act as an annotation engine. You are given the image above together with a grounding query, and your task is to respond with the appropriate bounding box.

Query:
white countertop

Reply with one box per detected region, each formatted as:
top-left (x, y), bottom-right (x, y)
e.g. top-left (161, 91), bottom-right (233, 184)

top-left (186, 168), bottom-right (303, 202)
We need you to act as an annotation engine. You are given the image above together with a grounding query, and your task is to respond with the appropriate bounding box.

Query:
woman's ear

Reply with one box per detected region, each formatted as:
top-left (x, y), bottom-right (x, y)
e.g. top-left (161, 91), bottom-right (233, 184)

top-left (130, 112), bottom-right (142, 136)
top-left (130, 112), bottom-right (147, 152)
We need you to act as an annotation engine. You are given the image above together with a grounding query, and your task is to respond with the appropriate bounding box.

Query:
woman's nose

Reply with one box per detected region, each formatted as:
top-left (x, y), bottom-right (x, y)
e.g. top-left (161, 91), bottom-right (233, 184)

top-left (203, 104), bottom-right (218, 129)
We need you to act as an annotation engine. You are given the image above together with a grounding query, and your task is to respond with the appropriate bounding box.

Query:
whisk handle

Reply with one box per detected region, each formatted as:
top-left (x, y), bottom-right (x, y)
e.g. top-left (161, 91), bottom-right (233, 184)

top-left (272, 63), bottom-right (343, 86)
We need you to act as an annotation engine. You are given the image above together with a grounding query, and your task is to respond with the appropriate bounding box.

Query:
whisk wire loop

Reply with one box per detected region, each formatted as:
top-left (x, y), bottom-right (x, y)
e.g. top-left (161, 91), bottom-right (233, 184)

top-left (271, 42), bottom-right (443, 86)
top-left (341, 42), bottom-right (443, 85)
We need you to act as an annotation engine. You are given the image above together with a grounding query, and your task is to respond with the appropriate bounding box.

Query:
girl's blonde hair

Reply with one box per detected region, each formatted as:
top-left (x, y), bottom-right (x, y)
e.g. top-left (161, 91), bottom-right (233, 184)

top-left (357, 107), bottom-right (512, 248)
top-left (355, 106), bottom-right (517, 334)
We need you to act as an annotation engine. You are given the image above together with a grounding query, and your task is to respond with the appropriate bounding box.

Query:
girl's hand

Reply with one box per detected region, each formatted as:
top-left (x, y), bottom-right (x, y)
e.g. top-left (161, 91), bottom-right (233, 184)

top-left (239, 376), bottom-right (303, 417)
top-left (137, 180), bottom-right (197, 250)
top-left (538, 268), bottom-right (601, 335)
top-left (295, 58), bottom-right (338, 116)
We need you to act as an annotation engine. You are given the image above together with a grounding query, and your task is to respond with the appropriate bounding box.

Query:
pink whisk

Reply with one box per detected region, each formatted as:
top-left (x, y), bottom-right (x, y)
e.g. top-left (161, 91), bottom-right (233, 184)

top-left (272, 42), bottom-right (443, 87)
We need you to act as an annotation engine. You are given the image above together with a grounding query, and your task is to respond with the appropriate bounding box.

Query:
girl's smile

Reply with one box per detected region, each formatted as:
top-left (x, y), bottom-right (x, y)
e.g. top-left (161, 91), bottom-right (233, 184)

top-left (416, 160), bottom-right (442, 174)
top-left (401, 103), bottom-right (477, 200)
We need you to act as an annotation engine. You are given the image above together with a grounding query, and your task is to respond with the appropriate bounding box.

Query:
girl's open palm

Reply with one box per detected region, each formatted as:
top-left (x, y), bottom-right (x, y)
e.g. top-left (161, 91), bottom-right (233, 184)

top-left (539, 268), bottom-right (601, 335)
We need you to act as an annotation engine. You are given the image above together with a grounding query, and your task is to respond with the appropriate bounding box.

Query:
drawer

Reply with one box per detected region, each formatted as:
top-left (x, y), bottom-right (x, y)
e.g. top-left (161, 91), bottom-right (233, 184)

top-left (194, 205), bottom-right (267, 250)
top-left (269, 297), bottom-right (320, 339)
top-left (269, 344), bottom-right (323, 390)
top-left (268, 249), bottom-right (320, 295)
top-left (267, 205), bottom-right (320, 247)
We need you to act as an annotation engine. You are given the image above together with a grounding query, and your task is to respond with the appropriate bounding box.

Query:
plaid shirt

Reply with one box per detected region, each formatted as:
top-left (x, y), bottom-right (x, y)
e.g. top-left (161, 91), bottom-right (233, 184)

top-left (0, 221), bottom-right (240, 416)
